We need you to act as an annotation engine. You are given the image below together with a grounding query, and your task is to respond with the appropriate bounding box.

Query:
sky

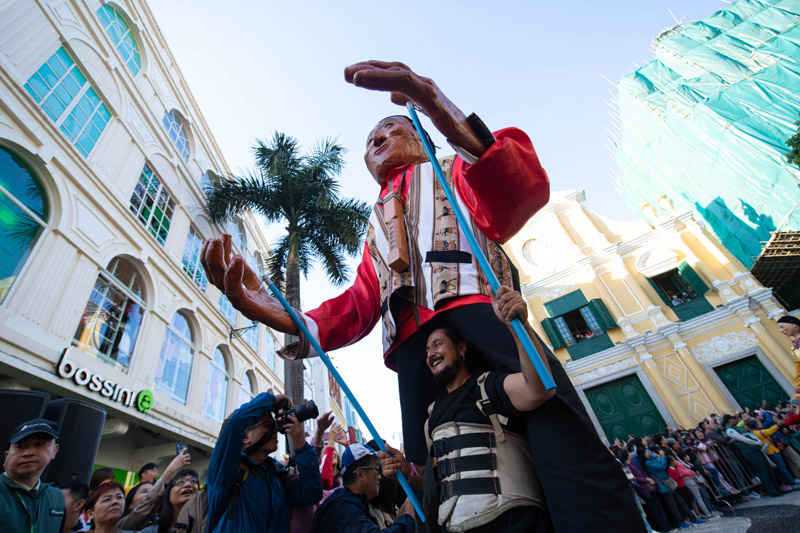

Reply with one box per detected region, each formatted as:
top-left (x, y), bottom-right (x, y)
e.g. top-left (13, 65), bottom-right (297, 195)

top-left (148, 0), bottom-right (728, 443)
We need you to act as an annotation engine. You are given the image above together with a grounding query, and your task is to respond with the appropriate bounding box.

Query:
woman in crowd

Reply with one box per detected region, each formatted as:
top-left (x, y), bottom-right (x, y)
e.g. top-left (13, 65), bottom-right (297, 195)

top-left (618, 448), bottom-right (664, 533)
top-left (645, 445), bottom-right (697, 529)
top-left (85, 482), bottom-right (126, 533)
top-left (117, 450), bottom-right (192, 530)
top-left (137, 469), bottom-right (200, 533)
top-left (123, 482), bottom-right (153, 517)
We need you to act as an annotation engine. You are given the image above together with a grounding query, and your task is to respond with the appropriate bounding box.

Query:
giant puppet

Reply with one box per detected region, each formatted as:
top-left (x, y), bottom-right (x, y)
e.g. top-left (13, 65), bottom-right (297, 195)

top-left (201, 61), bottom-right (644, 532)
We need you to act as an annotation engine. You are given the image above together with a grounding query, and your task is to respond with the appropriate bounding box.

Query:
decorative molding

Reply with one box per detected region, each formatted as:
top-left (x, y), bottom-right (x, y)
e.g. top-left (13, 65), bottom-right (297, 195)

top-left (692, 331), bottom-right (758, 364)
top-left (538, 283), bottom-right (576, 303)
top-left (767, 309), bottom-right (785, 320)
top-left (639, 352), bottom-right (653, 361)
top-left (743, 317), bottom-right (760, 328)
top-left (571, 357), bottom-right (638, 384)
top-left (673, 342), bottom-right (687, 350)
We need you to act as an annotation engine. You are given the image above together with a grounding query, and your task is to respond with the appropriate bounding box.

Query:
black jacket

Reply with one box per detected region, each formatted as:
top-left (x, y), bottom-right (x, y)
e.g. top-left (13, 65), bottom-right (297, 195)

top-left (311, 486), bottom-right (414, 533)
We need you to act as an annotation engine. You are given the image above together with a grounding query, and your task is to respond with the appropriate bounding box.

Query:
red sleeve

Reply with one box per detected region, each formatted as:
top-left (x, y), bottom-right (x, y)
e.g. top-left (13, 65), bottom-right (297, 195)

top-left (453, 127), bottom-right (550, 244)
top-left (667, 468), bottom-right (680, 482)
top-left (320, 446), bottom-right (335, 490)
top-left (306, 242), bottom-right (382, 351)
top-left (786, 412), bottom-right (800, 426)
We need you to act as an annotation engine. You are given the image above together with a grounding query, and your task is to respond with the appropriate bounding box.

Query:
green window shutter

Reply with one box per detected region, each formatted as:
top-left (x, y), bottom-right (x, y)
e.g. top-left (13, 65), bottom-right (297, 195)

top-left (587, 299), bottom-right (617, 331)
top-left (677, 262), bottom-right (710, 295)
top-left (646, 277), bottom-right (672, 307)
top-left (541, 318), bottom-right (566, 350)
top-left (544, 290), bottom-right (588, 317)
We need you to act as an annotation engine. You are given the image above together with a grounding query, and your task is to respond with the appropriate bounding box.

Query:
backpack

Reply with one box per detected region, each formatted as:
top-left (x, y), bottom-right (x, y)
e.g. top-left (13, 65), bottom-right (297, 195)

top-left (174, 461), bottom-right (250, 533)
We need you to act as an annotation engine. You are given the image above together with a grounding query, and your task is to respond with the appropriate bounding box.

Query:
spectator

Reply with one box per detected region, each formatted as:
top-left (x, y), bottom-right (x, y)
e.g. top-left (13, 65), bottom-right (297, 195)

top-left (724, 415), bottom-right (786, 497)
top-left (122, 481), bottom-right (152, 517)
top-left (666, 455), bottom-right (708, 523)
top-left (58, 480), bottom-right (89, 532)
top-left (136, 469), bottom-right (199, 533)
top-left (744, 418), bottom-right (798, 487)
top-left (138, 463), bottom-right (159, 485)
top-left (206, 392), bottom-right (321, 532)
top-left (84, 482), bottom-right (125, 533)
top-left (617, 449), bottom-right (658, 533)
top-left (645, 446), bottom-right (695, 529)
top-left (0, 418), bottom-right (65, 533)
top-left (312, 443), bottom-right (415, 532)
top-left (117, 450), bottom-right (191, 530)
top-left (89, 468), bottom-right (115, 492)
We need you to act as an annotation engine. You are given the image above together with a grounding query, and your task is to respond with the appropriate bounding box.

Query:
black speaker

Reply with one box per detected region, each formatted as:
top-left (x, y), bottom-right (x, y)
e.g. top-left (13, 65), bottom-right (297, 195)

top-left (0, 389), bottom-right (50, 455)
top-left (43, 398), bottom-right (106, 486)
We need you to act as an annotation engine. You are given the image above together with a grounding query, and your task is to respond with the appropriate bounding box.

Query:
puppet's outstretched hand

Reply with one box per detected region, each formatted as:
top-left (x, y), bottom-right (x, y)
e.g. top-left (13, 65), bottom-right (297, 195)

top-left (345, 61), bottom-right (487, 157)
top-left (201, 234), bottom-right (299, 335)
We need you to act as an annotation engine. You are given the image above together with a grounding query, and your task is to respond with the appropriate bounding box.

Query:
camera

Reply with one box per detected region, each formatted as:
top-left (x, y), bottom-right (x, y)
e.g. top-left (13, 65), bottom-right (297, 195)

top-left (273, 399), bottom-right (319, 433)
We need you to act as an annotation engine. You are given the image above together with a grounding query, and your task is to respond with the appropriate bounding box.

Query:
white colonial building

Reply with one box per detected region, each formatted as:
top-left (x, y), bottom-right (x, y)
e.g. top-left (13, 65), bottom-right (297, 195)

top-left (0, 0), bottom-right (288, 482)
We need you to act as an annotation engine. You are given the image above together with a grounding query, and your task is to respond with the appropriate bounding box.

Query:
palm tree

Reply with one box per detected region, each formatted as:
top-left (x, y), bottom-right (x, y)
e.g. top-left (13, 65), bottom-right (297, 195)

top-left (205, 132), bottom-right (370, 408)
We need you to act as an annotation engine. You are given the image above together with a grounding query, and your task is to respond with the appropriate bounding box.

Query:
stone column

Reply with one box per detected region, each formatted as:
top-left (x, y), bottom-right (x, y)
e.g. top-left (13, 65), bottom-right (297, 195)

top-left (671, 339), bottom-right (733, 414)
top-left (636, 351), bottom-right (693, 428)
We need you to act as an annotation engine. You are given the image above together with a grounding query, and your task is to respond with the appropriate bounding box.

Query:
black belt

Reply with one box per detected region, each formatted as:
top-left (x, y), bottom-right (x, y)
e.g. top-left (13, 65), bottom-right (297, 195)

top-left (434, 453), bottom-right (497, 481)
top-left (438, 477), bottom-right (501, 502)
top-left (432, 433), bottom-right (496, 459)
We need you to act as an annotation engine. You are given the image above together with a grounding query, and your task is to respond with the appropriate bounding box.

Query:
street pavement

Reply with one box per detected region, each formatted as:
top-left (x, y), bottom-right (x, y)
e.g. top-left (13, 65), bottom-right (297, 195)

top-left (674, 489), bottom-right (800, 533)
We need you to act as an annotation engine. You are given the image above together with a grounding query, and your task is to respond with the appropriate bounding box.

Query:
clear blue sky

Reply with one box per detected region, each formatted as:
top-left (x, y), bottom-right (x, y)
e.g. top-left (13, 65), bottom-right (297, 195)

top-left (150, 0), bottom-right (727, 440)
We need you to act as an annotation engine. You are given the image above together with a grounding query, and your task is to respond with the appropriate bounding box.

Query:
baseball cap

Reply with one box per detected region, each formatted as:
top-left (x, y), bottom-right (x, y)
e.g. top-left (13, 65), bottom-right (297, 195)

top-left (340, 443), bottom-right (377, 476)
top-left (9, 418), bottom-right (59, 444)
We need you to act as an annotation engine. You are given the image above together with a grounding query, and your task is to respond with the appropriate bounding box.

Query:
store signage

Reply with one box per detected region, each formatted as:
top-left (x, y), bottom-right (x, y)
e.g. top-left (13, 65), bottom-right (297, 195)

top-left (56, 350), bottom-right (153, 413)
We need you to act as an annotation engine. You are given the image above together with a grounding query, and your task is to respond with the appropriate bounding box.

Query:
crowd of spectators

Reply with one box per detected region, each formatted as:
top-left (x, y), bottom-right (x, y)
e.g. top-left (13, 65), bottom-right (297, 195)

top-left (608, 402), bottom-right (800, 532)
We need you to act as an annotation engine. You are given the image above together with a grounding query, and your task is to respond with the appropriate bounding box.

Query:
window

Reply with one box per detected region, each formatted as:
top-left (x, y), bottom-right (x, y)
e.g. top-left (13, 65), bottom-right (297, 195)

top-left (540, 291), bottom-right (616, 361)
top-left (647, 262), bottom-right (714, 321)
top-left (162, 110), bottom-right (190, 161)
top-left (155, 312), bottom-right (194, 403)
top-left (204, 348), bottom-right (229, 423)
top-left (238, 370), bottom-right (256, 407)
top-left (73, 257), bottom-right (145, 370)
top-left (129, 165), bottom-right (174, 245)
top-left (0, 147), bottom-right (48, 303)
top-left (24, 47), bottom-right (111, 157)
top-left (182, 227), bottom-right (208, 292)
top-left (243, 320), bottom-right (259, 350)
top-left (96, 4), bottom-right (141, 75)
top-left (227, 219), bottom-right (246, 252)
top-left (218, 293), bottom-right (236, 324)
top-left (263, 331), bottom-right (276, 370)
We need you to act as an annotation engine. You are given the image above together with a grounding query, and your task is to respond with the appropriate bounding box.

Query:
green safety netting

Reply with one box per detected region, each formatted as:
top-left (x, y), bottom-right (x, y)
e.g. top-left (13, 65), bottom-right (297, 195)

top-left (615, 0), bottom-right (800, 268)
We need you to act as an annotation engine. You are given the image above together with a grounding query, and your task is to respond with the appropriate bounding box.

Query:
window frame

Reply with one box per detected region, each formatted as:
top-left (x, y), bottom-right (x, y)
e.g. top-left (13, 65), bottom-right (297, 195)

top-left (162, 110), bottom-right (190, 161)
top-left (96, 4), bottom-right (142, 75)
top-left (182, 226), bottom-right (208, 292)
top-left (24, 47), bottom-right (111, 157)
top-left (204, 348), bottom-right (230, 423)
top-left (129, 164), bottom-right (175, 246)
top-left (155, 311), bottom-right (195, 404)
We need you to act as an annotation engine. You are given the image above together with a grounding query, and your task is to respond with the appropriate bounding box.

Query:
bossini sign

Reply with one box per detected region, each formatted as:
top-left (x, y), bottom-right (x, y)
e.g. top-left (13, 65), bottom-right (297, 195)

top-left (56, 350), bottom-right (153, 413)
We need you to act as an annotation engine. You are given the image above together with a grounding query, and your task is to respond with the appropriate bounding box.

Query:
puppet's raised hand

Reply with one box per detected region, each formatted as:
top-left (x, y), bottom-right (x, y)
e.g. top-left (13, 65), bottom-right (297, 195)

top-left (201, 235), bottom-right (299, 335)
top-left (344, 61), bottom-right (487, 158)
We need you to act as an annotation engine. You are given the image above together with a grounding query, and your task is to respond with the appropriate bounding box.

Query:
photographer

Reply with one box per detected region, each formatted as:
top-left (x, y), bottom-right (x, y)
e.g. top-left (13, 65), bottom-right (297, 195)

top-left (206, 392), bottom-right (322, 532)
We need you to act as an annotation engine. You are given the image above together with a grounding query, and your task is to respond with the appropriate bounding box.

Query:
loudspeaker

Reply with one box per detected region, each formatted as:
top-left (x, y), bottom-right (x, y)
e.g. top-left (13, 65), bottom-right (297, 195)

top-left (0, 389), bottom-right (50, 455)
top-left (43, 398), bottom-right (106, 486)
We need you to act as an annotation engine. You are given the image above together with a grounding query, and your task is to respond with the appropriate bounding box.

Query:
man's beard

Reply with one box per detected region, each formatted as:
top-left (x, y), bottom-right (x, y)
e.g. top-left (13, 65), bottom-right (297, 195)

top-left (432, 357), bottom-right (462, 387)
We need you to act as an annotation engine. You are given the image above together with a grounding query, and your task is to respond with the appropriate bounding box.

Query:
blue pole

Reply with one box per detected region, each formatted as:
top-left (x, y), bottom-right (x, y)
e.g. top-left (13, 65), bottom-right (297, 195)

top-left (406, 104), bottom-right (556, 390)
top-left (260, 274), bottom-right (426, 522)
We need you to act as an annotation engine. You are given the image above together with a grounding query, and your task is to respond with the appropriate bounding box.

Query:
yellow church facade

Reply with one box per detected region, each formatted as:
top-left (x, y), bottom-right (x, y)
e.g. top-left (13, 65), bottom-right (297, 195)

top-left (504, 190), bottom-right (795, 441)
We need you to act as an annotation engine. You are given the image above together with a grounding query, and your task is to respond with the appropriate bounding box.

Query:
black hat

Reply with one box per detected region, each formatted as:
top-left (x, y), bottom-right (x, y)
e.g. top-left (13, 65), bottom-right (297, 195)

top-left (777, 315), bottom-right (800, 327)
top-left (9, 418), bottom-right (59, 444)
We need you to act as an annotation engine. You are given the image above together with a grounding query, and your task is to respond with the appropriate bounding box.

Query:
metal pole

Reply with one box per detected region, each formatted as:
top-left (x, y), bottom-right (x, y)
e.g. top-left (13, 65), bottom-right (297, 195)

top-left (260, 274), bottom-right (426, 521)
top-left (406, 103), bottom-right (556, 390)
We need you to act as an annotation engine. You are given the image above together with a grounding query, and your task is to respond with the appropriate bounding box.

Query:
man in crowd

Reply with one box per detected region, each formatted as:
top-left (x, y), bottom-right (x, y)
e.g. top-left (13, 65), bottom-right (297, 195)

top-left (312, 443), bottom-right (415, 532)
top-left (0, 418), bottom-right (65, 532)
top-left (57, 480), bottom-right (88, 532)
top-left (723, 414), bottom-right (787, 497)
top-left (138, 462), bottom-right (158, 484)
top-left (202, 61), bottom-right (641, 531)
top-left (206, 392), bottom-right (322, 532)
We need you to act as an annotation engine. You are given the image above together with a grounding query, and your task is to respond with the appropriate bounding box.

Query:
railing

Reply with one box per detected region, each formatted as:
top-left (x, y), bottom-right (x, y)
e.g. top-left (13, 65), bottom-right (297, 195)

top-left (702, 442), bottom-right (760, 515)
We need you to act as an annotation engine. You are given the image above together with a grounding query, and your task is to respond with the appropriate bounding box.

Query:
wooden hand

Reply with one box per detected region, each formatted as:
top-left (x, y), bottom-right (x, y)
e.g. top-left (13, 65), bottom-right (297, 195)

top-left (344, 61), bottom-right (487, 157)
top-left (201, 235), bottom-right (298, 334)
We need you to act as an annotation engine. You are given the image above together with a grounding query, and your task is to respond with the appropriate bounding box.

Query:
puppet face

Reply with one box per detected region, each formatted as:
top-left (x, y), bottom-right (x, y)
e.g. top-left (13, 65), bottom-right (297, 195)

top-left (778, 321), bottom-right (800, 338)
top-left (364, 117), bottom-right (426, 184)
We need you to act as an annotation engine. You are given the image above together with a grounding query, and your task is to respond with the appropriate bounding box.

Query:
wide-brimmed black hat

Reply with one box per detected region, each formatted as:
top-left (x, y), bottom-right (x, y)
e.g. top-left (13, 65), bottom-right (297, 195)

top-left (9, 418), bottom-right (59, 444)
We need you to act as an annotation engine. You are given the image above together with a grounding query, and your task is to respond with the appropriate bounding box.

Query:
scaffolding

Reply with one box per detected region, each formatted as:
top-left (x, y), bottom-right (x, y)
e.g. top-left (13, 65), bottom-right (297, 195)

top-left (751, 230), bottom-right (800, 309)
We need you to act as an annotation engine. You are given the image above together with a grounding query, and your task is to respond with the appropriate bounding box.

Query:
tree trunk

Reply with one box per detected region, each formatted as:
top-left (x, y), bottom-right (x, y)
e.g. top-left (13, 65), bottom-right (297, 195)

top-left (283, 250), bottom-right (305, 409)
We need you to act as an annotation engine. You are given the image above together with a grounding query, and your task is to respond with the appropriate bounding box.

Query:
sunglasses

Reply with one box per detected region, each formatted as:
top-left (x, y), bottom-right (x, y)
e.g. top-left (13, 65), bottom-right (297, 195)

top-left (173, 477), bottom-right (199, 487)
top-left (358, 465), bottom-right (382, 475)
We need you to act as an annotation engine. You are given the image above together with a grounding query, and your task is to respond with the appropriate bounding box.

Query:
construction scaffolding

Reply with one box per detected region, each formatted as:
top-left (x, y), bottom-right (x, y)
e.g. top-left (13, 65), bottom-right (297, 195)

top-left (751, 230), bottom-right (800, 308)
top-left (615, 0), bottom-right (800, 269)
